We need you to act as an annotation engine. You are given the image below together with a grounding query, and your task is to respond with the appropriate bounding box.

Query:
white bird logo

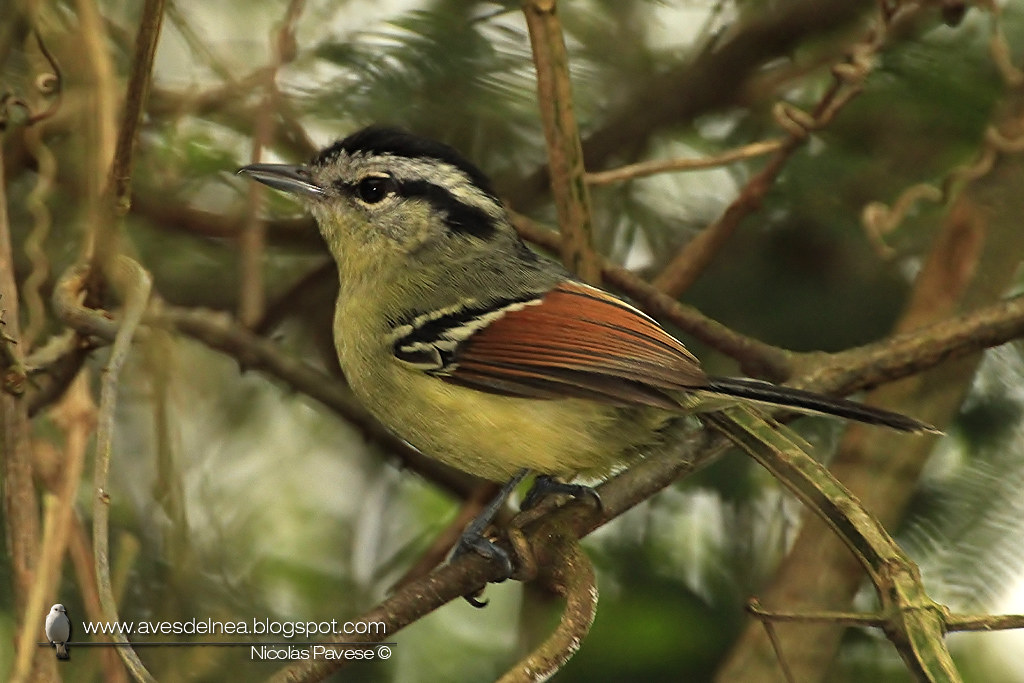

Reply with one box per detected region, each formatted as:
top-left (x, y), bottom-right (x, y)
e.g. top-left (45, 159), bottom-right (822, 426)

top-left (45, 603), bottom-right (71, 660)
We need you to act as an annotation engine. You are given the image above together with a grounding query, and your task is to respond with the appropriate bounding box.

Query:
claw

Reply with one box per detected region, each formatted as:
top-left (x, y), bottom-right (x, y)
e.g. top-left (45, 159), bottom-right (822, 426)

top-left (465, 592), bottom-right (488, 609)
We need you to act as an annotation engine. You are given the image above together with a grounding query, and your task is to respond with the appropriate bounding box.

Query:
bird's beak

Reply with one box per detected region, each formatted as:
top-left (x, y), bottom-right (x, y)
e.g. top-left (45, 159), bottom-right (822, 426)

top-left (237, 163), bottom-right (325, 198)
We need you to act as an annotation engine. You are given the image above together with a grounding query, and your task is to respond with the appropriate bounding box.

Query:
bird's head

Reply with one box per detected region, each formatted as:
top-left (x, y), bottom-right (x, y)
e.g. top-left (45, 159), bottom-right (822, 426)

top-left (239, 126), bottom-right (517, 279)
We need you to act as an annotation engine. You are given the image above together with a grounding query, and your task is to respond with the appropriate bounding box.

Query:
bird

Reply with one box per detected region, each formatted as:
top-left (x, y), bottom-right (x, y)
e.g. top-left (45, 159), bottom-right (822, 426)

top-left (239, 126), bottom-right (935, 578)
top-left (45, 603), bottom-right (71, 660)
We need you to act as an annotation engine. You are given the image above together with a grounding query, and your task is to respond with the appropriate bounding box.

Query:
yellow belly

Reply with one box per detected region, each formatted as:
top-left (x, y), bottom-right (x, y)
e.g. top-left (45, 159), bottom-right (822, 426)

top-left (351, 362), bottom-right (671, 482)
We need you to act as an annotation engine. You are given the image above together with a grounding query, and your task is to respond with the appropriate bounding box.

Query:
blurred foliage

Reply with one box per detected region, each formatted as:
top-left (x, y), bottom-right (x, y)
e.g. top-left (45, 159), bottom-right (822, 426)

top-left (2, 0), bottom-right (1024, 681)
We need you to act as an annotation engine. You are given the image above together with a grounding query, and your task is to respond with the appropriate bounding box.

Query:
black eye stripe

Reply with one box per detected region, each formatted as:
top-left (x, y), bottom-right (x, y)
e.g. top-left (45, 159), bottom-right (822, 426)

top-left (335, 176), bottom-right (497, 239)
top-left (396, 180), bottom-right (497, 239)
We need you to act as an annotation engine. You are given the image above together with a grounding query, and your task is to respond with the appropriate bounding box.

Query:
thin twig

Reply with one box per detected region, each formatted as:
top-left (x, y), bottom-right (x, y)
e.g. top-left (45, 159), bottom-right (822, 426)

top-left (108, 0), bottom-right (164, 221)
top-left (585, 139), bottom-right (784, 186)
top-left (67, 510), bottom-right (129, 682)
top-left (239, 0), bottom-right (305, 327)
top-left (81, 3), bottom-right (166, 679)
top-left (10, 27), bottom-right (63, 352)
top-left (650, 132), bottom-right (805, 298)
top-left (504, 0), bottom-right (874, 212)
top-left (754, 609), bottom-right (798, 683)
top-left (862, 122), bottom-right (1024, 252)
top-left (92, 257), bottom-right (155, 683)
top-left (747, 599), bottom-right (887, 627)
top-left (946, 613), bottom-right (1024, 632)
top-left (523, 0), bottom-right (600, 283)
top-left (706, 408), bottom-right (956, 680)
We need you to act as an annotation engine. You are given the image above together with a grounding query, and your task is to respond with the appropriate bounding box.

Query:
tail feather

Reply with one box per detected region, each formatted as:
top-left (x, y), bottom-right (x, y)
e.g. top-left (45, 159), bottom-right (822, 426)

top-left (702, 376), bottom-right (939, 434)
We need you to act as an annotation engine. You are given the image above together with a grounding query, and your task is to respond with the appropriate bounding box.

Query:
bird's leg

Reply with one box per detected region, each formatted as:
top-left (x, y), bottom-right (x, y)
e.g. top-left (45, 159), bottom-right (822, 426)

top-left (450, 468), bottom-right (530, 606)
top-left (521, 474), bottom-right (602, 512)
top-left (450, 471), bottom-right (602, 607)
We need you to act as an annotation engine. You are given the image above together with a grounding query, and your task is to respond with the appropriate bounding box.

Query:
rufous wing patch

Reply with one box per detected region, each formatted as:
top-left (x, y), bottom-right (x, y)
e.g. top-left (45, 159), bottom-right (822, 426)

top-left (439, 281), bottom-right (707, 409)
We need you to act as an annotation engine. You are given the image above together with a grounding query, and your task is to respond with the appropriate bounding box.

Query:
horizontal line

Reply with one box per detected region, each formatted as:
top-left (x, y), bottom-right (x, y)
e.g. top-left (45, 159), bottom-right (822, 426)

top-left (39, 641), bottom-right (396, 647)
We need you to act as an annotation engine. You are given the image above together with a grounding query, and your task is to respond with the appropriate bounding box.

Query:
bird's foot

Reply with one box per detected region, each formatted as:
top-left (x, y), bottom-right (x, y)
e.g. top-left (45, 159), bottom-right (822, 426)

top-left (521, 475), bottom-right (602, 512)
top-left (448, 530), bottom-right (514, 608)
top-left (449, 469), bottom-right (529, 607)
top-left (448, 472), bottom-right (601, 607)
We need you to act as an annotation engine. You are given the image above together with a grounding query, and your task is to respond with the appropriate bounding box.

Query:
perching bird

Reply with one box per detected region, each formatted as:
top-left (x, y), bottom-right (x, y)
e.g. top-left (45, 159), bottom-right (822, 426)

top-left (45, 603), bottom-right (71, 660)
top-left (239, 126), bottom-right (934, 571)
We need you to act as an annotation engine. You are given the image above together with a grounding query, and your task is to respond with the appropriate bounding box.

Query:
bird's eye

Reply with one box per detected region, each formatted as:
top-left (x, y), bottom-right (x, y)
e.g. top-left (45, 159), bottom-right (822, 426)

top-left (355, 176), bottom-right (395, 204)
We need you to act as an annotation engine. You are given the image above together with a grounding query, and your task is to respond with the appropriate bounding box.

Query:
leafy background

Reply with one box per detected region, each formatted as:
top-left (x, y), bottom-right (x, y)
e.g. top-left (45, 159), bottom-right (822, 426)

top-left (2, 0), bottom-right (1024, 681)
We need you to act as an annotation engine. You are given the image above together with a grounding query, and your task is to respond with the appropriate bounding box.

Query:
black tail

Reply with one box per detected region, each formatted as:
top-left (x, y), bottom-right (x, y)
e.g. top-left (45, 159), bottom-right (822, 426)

top-left (703, 377), bottom-right (939, 434)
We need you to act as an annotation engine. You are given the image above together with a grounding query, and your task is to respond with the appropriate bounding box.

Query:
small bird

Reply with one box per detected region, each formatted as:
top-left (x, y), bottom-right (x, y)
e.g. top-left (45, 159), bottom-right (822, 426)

top-left (45, 603), bottom-right (71, 660)
top-left (239, 127), bottom-right (934, 573)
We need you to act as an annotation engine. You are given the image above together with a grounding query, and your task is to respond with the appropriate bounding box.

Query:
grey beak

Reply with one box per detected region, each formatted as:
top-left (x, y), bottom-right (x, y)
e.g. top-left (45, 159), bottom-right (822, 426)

top-left (237, 163), bottom-right (325, 198)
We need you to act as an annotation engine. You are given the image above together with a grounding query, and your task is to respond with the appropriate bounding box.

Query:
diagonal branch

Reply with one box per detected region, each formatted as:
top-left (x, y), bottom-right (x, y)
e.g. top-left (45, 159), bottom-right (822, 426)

top-left (706, 408), bottom-right (957, 681)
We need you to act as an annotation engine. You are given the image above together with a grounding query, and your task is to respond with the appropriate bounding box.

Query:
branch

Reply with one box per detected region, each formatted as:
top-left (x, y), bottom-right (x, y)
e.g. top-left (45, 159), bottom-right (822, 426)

top-left (91, 257), bottom-right (155, 683)
top-left (239, 0), bottom-right (306, 327)
top-left (584, 139), bottom-right (784, 186)
top-left (108, 0), bottom-right (163, 219)
top-left (746, 601), bottom-right (1024, 634)
top-left (0, 109), bottom-right (48, 682)
top-left (523, 0), bottom-right (600, 283)
top-left (498, 522), bottom-right (597, 682)
top-left (796, 294), bottom-right (1024, 396)
top-left (706, 408), bottom-right (957, 681)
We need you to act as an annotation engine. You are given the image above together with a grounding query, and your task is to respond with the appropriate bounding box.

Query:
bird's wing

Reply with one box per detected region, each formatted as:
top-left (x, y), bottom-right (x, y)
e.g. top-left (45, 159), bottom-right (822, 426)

top-left (390, 280), bottom-right (706, 410)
